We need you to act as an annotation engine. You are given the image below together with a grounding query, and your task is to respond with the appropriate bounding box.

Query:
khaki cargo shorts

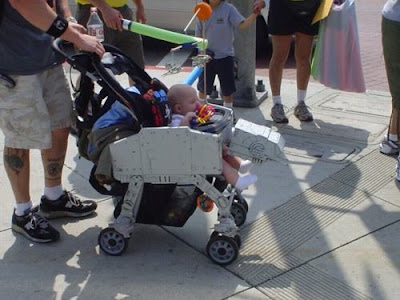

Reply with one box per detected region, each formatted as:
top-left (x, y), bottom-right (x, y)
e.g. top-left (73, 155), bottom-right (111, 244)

top-left (0, 65), bottom-right (73, 149)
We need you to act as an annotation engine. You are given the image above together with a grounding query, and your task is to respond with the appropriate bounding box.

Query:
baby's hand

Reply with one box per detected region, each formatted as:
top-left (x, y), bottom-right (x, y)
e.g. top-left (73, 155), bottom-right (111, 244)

top-left (253, 0), bottom-right (266, 14)
top-left (181, 112), bottom-right (197, 126)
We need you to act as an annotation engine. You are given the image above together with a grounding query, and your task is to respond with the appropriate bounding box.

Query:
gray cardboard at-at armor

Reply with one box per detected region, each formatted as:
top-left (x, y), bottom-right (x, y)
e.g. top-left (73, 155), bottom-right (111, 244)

top-left (109, 126), bottom-right (224, 182)
top-left (228, 119), bottom-right (286, 163)
top-left (109, 117), bottom-right (285, 185)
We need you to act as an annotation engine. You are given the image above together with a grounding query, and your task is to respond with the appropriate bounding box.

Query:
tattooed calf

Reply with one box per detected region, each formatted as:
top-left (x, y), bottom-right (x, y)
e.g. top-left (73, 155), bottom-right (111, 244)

top-left (4, 148), bottom-right (26, 175)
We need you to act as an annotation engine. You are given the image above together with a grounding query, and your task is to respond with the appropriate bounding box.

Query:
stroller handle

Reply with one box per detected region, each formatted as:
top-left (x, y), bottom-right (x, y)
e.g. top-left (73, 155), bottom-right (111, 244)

top-left (52, 38), bottom-right (99, 74)
top-left (52, 38), bottom-right (74, 61)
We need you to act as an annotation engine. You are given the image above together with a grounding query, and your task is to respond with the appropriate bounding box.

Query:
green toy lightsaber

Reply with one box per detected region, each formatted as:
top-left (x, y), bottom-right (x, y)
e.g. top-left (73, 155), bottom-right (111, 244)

top-left (121, 19), bottom-right (207, 50)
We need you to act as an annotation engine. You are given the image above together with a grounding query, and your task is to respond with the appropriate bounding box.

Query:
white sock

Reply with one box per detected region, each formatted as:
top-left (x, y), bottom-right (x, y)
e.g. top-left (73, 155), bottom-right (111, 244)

top-left (239, 160), bottom-right (253, 173)
top-left (235, 174), bottom-right (258, 191)
top-left (297, 89), bottom-right (307, 104)
top-left (15, 201), bottom-right (33, 216)
top-left (44, 185), bottom-right (64, 201)
top-left (272, 96), bottom-right (282, 105)
top-left (223, 101), bottom-right (233, 108)
top-left (389, 134), bottom-right (398, 142)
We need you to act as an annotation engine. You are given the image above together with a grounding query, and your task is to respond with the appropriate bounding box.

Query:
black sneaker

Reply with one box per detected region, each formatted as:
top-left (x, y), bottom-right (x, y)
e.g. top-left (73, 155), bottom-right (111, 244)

top-left (39, 191), bottom-right (97, 219)
top-left (12, 210), bottom-right (60, 243)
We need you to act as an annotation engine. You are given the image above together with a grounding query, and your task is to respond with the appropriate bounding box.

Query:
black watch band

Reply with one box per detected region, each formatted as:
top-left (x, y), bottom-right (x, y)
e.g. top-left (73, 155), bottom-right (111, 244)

top-left (46, 15), bottom-right (69, 38)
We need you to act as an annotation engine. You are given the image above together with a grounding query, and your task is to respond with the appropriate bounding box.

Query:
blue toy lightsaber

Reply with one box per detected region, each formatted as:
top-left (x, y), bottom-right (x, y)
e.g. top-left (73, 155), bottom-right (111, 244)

top-left (183, 66), bottom-right (203, 86)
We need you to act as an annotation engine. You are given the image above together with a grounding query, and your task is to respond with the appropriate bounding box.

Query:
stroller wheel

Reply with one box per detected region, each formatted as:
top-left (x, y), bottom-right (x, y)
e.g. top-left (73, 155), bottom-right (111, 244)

top-left (196, 194), bottom-right (214, 212)
top-left (113, 196), bottom-right (123, 219)
top-left (206, 235), bottom-right (239, 266)
top-left (234, 234), bottom-right (242, 249)
top-left (230, 202), bottom-right (247, 227)
top-left (234, 193), bottom-right (249, 212)
top-left (98, 228), bottom-right (128, 256)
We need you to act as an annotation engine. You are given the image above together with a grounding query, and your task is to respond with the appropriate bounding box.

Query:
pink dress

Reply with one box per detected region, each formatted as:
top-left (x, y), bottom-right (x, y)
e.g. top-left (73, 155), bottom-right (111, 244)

top-left (311, 0), bottom-right (366, 93)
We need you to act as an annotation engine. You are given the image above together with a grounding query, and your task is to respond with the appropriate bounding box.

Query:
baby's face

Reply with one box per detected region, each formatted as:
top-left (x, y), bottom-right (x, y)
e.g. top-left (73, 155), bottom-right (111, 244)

top-left (208, 0), bottom-right (222, 8)
top-left (179, 89), bottom-right (198, 115)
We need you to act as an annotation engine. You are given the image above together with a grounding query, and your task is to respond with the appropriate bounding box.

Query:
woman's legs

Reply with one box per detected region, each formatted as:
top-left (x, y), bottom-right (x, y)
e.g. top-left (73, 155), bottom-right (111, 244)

top-left (294, 32), bottom-right (315, 91)
top-left (380, 17), bottom-right (400, 154)
top-left (293, 32), bottom-right (315, 121)
top-left (269, 35), bottom-right (292, 97)
top-left (269, 35), bottom-right (292, 123)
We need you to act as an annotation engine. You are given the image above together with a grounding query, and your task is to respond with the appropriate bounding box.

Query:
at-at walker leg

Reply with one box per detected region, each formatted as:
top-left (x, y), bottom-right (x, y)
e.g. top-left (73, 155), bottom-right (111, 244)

top-left (111, 176), bottom-right (144, 238)
top-left (190, 175), bottom-right (238, 237)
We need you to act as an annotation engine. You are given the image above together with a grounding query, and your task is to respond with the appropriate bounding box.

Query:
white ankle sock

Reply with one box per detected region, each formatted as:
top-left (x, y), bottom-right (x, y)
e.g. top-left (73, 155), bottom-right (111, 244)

top-left (239, 160), bottom-right (253, 173)
top-left (235, 174), bottom-right (258, 191)
top-left (389, 134), bottom-right (398, 142)
top-left (223, 101), bottom-right (233, 108)
top-left (44, 185), bottom-right (64, 201)
top-left (15, 201), bottom-right (33, 216)
top-left (272, 96), bottom-right (282, 105)
top-left (297, 89), bottom-right (307, 104)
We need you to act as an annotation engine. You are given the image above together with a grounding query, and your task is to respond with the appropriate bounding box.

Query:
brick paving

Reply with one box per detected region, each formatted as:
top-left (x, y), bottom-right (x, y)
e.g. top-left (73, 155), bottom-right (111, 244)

top-left (255, 0), bottom-right (390, 93)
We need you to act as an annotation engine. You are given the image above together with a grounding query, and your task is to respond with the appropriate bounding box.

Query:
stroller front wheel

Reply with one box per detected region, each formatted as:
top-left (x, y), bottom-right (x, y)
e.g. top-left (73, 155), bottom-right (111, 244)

top-left (206, 235), bottom-right (239, 265)
top-left (98, 228), bottom-right (128, 256)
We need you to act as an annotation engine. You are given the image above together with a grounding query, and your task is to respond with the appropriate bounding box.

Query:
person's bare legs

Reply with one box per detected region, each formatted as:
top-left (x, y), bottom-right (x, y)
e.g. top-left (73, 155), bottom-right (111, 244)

top-left (222, 159), bottom-right (239, 186)
top-left (41, 128), bottom-right (69, 188)
top-left (222, 160), bottom-right (257, 190)
top-left (4, 129), bottom-right (70, 203)
top-left (269, 35), bottom-right (291, 123)
top-left (39, 127), bottom-right (97, 219)
top-left (389, 107), bottom-right (399, 136)
top-left (7, 144), bottom-right (61, 243)
top-left (223, 154), bottom-right (241, 171)
top-left (222, 144), bottom-right (241, 170)
top-left (293, 32), bottom-right (315, 121)
top-left (3, 147), bottom-right (30, 204)
top-left (294, 32), bottom-right (315, 91)
top-left (380, 106), bottom-right (400, 154)
top-left (269, 35), bottom-right (292, 97)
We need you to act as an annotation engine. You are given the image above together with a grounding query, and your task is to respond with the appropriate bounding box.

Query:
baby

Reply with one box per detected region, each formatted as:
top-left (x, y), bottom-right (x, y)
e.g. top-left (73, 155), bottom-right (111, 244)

top-left (167, 84), bottom-right (258, 190)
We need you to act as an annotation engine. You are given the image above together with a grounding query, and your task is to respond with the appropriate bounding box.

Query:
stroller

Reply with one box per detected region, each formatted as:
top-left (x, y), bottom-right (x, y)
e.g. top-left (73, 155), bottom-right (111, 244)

top-left (53, 39), bottom-right (251, 266)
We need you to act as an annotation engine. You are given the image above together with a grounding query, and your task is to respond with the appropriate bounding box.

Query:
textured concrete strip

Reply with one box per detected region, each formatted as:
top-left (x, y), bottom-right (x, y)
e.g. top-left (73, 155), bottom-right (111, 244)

top-left (256, 255), bottom-right (371, 300)
top-left (226, 288), bottom-right (272, 299)
top-left (331, 150), bottom-right (396, 193)
top-left (228, 178), bottom-right (368, 285)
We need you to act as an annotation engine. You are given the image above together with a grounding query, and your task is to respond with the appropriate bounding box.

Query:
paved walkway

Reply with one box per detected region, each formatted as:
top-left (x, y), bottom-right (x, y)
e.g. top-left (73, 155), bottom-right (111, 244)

top-left (1, 67), bottom-right (399, 299)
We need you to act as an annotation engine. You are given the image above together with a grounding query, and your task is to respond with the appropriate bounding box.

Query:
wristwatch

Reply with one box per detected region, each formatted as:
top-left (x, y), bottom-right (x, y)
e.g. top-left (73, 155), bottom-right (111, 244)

top-left (67, 16), bottom-right (77, 23)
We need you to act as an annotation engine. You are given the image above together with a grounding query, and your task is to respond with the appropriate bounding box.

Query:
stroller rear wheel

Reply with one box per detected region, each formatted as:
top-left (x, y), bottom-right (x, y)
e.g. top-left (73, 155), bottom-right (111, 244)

top-left (98, 228), bottom-right (128, 256)
top-left (206, 235), bottom-right (239, 265)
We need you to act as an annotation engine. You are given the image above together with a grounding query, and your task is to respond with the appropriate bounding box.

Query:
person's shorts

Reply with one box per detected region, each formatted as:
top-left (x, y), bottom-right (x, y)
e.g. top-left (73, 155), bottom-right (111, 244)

top-left (197, 56), bottom-right (236, 97)
top-left (268, 0), bottom-right (320, 36)
top-left (77, 4), bottom-right (145, 68)
top-left (0, 65), bottom-right (72, 149)
top-left (382, 17), bottom-right (400, 109)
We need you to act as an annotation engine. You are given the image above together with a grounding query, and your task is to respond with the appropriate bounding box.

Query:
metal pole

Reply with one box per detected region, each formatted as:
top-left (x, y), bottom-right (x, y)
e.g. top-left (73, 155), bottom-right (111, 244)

top-left (229, 0), bottom-right (268, 108)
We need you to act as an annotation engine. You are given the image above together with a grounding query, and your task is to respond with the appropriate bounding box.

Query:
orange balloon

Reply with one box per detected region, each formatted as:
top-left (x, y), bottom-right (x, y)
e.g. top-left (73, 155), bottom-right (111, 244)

top-left (194, 2), bottom-right (212, 20)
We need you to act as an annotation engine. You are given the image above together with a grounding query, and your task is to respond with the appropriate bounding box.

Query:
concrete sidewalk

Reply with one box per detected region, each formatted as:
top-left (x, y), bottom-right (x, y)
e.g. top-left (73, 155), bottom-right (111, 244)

top-left (0, 67), bottom-right (399, 299)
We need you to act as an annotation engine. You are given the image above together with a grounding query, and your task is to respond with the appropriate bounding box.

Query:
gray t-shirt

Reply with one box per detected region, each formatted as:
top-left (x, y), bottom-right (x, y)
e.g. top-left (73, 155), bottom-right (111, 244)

top-left (382, 0), bottom-right (400, 22)
top-left (195, 2), bottom-right (245, 59)
top-left (0, 0), bottom-right (60, 75)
